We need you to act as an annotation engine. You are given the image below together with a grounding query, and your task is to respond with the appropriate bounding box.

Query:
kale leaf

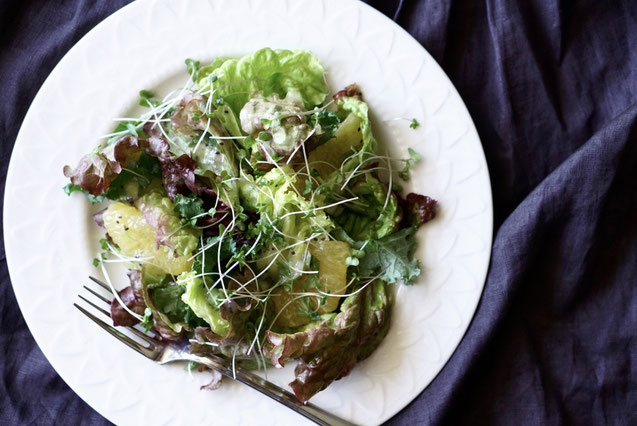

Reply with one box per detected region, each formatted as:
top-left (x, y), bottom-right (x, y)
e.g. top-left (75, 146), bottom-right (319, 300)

top-left (357, 227), bottom-right (420, 284)
top-left (173, 193), bottom-right (205, 225)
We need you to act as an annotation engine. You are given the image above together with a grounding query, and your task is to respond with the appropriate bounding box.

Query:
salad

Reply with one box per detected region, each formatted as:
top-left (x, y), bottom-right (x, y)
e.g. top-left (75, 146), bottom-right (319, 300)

top-left (63, 48), bottom-right (437, 403)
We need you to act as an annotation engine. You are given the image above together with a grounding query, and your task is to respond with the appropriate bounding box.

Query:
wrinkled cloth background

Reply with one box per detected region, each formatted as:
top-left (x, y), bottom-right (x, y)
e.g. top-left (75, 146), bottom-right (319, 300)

top-left (1, 0), bottom-right (636, 424)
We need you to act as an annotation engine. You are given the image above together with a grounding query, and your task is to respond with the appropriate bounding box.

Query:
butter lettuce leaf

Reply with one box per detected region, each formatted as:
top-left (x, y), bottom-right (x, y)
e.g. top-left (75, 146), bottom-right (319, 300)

top-left (335, 174), bottom-right (401, 240)
top-left (331, 91), bottom-right (377, 175)
top-left (239, 166), bottom-right (333, 237)
top-left (239, 166), bottom-right (334, 282)
top-left (179, 271), bottom-right (229, 337)
top-left (197, 48), bottom-right (328, 116)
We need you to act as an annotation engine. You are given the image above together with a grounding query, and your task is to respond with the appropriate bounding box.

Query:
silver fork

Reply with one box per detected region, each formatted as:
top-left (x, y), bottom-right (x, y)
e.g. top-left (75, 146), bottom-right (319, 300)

top-left (75, 276), bottom-right (355, 426)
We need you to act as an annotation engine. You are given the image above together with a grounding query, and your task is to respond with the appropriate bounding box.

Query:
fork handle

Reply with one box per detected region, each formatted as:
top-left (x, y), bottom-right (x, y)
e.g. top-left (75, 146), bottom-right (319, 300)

top-left (188, 353), bottom-right (356, 426)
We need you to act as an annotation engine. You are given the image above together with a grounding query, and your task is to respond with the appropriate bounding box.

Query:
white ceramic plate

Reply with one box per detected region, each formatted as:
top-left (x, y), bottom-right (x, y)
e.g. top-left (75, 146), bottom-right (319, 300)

top-left (4, 0), bottom-right (493, 424)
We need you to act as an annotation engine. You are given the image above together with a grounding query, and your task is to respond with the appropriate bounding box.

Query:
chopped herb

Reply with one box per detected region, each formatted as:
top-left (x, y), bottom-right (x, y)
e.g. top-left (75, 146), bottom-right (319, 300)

top-left (206, 136), bottom-right (218, 148)
top-left (261, 112), bottom-right (281, 130)
top-left (303, 179), bottom-right (313, 195)
top-left (308, 109), bottom-right (341, 144)
top-left (409, 118), bottom-right (420, 129)
top-left (258, 131), bottom-right (272, 141)
top-left (140, 307), bottom-right (153, 332)
top-left (318, 294), bottom-right (327, 306)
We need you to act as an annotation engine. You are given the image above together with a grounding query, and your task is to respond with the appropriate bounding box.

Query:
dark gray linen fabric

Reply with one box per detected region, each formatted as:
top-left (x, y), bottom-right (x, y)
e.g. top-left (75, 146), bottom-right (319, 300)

top-left (1, 1), bottom-right (635, 424)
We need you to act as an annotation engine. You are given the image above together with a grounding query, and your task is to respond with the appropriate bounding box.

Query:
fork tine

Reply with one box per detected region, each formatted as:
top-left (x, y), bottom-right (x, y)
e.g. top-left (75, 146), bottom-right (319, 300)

top-left (83, 285), bottom-right (111, 305)
top-left (125, 324), bottom-right (160, 343)
top-left (80, 289), bottom-right (160, 346)
top-left (74, 303), bottom-right (157, 359)
top-left (78, 294), bottom-right (110, 317)
top-left (89, 276), bottom-right (110, 291)
top-left (84, 279), bottom-right (160, 340)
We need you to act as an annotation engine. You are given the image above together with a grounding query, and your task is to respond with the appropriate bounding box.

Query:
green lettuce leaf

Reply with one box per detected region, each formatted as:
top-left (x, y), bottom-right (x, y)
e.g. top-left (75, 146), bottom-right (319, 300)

top-left (330, 91), bottom-right (377, 175)
top-left (179, 271), bottom-right (230, 337)
top-left (212, 103), bottom-right (244, 138)
top-left (239, 165), bottom-right (333, 237)
top-left (197, 48), bottom-right (328, 117)
top-left (194, 56), bottom-right (229, 84)
top-left (334, 174), bottom-right (401, 240)
top-left (240, 166), bottom-right (334, 283)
